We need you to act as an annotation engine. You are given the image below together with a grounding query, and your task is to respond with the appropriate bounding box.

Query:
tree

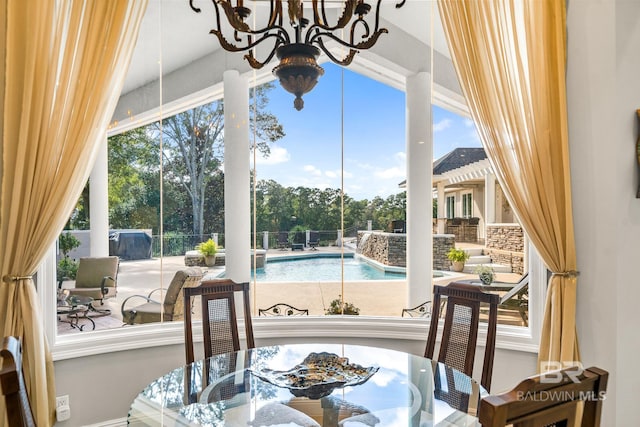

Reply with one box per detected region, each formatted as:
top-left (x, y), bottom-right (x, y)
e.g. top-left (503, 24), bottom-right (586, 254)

top-left (108, 127), bottom-right (160, 231)
top-left (158, 82), bottom-right (284, 237)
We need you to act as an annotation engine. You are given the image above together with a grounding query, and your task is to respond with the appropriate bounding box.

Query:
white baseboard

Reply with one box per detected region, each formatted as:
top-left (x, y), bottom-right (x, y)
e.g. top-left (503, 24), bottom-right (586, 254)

top-left (81, 418), bottom-right (127, 427)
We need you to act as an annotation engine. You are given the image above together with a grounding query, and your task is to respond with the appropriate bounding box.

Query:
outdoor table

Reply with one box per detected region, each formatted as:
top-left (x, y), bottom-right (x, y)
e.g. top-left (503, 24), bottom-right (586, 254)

top-left (127, 343), bottom-right (486, 426)
top-left (56, 294), bottom-right (96, 331)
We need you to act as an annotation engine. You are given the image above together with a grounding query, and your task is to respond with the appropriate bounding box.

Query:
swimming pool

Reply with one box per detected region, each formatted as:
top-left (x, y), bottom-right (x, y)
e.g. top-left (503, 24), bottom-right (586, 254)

top-left (250, 254), bottom-right (406, 282)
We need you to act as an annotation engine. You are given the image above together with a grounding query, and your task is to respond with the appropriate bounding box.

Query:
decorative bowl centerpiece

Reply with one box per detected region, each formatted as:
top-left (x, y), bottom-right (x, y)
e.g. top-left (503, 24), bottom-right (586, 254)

top-left (250, 352), bottom-right (378, 399)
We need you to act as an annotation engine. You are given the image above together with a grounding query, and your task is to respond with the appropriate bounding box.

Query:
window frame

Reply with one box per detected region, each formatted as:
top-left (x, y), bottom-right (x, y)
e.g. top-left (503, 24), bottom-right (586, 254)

top-left (462, 192), bottom-right (473, 217)
top-left (446, 195), bottom-right (455, 218)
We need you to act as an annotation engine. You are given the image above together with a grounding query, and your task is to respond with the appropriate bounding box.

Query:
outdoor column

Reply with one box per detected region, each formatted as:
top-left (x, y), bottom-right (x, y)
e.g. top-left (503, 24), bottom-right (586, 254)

top-left (406, 72), bottom-right (432, 308)
top-left (484, 172), bottom-right (496, 239)
top-left (224, 70), bottom-right (250, 282)
top-left (89, 135), bottom-right (109, 257)
top-left (436, 181), bottom-right (446, 234)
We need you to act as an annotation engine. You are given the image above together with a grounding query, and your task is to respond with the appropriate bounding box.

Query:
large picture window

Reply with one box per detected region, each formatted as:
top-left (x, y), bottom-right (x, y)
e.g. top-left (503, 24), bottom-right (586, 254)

top-left (42, 0), bottom-right (540, 360)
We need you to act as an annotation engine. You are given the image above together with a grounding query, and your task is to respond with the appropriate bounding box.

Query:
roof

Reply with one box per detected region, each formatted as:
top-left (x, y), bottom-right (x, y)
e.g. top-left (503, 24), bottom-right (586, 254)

top-left (397, 147), bottom-right (488, 188)
top-left (432, 147), bottom-right (487, 175)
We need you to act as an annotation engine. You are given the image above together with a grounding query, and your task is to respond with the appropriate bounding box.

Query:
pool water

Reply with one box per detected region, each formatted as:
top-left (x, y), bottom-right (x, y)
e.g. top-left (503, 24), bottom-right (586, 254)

top-left (251, 256), bottom-right (406, 282)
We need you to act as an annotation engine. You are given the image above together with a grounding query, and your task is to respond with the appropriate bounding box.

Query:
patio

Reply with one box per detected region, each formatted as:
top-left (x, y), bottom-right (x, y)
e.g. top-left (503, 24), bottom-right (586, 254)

top-left (57, 245), bottom-right (525, 334)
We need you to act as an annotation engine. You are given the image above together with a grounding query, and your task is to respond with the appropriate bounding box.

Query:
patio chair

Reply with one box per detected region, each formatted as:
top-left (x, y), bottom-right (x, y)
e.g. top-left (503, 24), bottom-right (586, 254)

top-left (479, 366), bottom-right (608, 426)
top-left (67, 256), bottom-right (119, 315)
top-left (425, 281), bottom-right (499, 392)
top-left (497, 273), bottom-right (529, 326)
top-left (120, 267), bottom-right (203, 325)
top-left (259, 303), bottom-right (309, 316)
top-left (277, 231), bottom-right (289, 250)
top-left (183, 279), bottom-right (255, 365)
top-left (308, 231), bottom-right (320, 250)
top-left (0, 336), bottom-right (36, 427)
top-left (401, 301), bottom-right (431, 318)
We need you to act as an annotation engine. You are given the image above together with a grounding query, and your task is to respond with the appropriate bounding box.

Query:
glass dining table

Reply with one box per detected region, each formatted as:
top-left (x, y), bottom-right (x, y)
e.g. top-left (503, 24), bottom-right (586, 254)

top-left (127, 343), bottom-right (486, 427)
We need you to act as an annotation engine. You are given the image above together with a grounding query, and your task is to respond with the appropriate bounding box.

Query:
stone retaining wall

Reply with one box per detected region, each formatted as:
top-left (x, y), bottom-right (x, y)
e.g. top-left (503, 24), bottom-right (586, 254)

top-left (433, 235), bottom-right (456, 271)
top-left (486, 224), bottom-right (525, 274)
top-left (356, 231), bottom-right (454, 270)
top-left (184, 250), bottom-right (266, 269)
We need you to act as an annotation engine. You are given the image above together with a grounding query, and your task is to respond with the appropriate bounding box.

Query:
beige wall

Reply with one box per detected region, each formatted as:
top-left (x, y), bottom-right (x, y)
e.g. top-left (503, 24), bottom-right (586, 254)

top-left (567, 0), bottom-right (640, 425)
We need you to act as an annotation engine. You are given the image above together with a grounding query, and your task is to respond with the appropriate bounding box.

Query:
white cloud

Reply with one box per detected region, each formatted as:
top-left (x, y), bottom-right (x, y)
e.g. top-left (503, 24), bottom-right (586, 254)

top-left (374, 152), bottom-right (406, 179)
top-left (352, 160), bottom-right (374, 171)
top-left (464, 118), bottom-right (475, 128)
top-left (303, 164), bottom-right (322, 176)
top-left (254, 145), bottom-right (290, 165)
top-left (433, 118), bottom-right (453, 132)
top-left (325, 169), bottom-right (352, 179)
top-left (375, 166), bottom-right (405, 179)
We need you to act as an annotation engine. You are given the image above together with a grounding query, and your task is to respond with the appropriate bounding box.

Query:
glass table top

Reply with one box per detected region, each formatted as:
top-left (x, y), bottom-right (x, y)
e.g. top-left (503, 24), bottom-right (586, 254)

top-left (127, 343), bottom-right (486, 427)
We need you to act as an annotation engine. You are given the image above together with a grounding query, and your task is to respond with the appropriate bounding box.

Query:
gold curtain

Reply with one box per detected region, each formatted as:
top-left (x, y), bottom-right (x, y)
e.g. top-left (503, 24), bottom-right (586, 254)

top-left (0, 1), bottom-right (147, 425)
top-left (437, 0), bottom-right (580, 369)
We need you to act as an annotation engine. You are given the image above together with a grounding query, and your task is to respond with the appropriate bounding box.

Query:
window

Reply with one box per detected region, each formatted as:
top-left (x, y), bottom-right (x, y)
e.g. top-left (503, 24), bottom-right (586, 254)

top-left (446, 196), bottom-right (455, 218)
top-left (462, 193), bottom-right (473, 217)
top-left (42, 0), bottom-right (541, 360)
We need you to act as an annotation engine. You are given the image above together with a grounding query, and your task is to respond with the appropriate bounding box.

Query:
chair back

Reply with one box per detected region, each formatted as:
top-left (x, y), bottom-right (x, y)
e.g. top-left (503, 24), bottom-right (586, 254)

top-left (163, 268), bottom-right (203, 321)
top-left (308, 231), bottom-right (320, 249)
top-left (0, 337), bottom-right (35, 427)
top-left (74, 256), bottom-right (119, 299)
top-left (425, 281), bottom-right (499, 391)
top-left (277, 231), bottom-right (289, 249)
top-left (183, 279), bottom-right (255, 365)
top-left (479, 366), bottom-right (608, 427)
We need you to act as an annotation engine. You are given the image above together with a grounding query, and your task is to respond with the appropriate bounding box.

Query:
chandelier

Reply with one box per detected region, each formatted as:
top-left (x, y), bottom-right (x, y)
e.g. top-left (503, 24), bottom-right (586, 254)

top-left (189, 0), bottom-right (406, 110)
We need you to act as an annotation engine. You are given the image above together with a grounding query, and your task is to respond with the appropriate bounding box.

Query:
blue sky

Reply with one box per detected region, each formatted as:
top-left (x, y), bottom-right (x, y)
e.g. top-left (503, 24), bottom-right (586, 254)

top-left (252, 63), bottom-right (481, 201)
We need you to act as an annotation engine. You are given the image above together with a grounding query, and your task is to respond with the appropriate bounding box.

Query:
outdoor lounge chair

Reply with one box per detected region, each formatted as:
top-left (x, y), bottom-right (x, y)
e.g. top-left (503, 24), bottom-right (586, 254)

top-left (67, 256), bottom-right (119, 315)
top-left (496, 273), bottom-right (529, 326)
top-left (120, 267), bottom-right (203, 325)
top-left (308, 231), bottom-right (320, 250)
top-left (277, 231), bottom-right (289, 250)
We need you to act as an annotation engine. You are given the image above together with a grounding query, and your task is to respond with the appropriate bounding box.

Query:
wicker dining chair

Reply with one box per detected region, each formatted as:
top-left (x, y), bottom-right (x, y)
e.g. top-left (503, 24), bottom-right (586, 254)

top-left (425, 281), bottom-right (499, 392)
top-left (0, 336), bottom-right (36, 427)
top-left (183, 279), bottom-right (255, 365)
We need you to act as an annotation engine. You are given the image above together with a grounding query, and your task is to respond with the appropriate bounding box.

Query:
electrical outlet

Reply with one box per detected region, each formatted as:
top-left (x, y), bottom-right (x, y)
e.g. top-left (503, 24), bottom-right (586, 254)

top-left (56, 395), bottom-right (71, 422)
top-left (56, 395), bottom-right (69, 409)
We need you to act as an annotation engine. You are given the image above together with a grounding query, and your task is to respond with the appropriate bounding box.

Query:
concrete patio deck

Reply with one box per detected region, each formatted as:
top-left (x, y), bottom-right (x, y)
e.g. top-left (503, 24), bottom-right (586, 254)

top-left (58, 244), bottom-right (524, 334)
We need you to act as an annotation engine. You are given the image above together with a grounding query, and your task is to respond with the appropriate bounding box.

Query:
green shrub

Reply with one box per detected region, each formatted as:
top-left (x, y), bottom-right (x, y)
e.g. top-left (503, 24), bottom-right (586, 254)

top-left (196, 238), bottom-right (217, 256)
top-left (446, 247), bottom-right (469, 262)
top-left (57, 257), bottom-right (78, 281)
top-left (325, 295), bottom-right (360, 315)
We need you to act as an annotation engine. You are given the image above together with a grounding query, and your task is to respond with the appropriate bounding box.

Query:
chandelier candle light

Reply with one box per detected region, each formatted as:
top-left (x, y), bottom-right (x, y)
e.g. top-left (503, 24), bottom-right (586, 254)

top-left (189, 0), bottom-right (406, 110)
